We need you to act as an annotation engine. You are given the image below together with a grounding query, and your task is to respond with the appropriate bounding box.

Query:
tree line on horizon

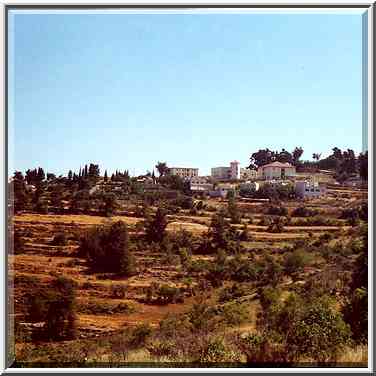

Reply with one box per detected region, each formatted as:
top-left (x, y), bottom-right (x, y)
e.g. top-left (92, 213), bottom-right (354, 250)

top-left (248, 147), bottom-right (368, 182)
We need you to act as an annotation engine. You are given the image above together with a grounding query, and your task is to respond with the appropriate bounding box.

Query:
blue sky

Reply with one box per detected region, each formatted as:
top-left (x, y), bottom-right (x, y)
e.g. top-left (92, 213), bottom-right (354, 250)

top-left (9, 10), bottom-right (364, 177)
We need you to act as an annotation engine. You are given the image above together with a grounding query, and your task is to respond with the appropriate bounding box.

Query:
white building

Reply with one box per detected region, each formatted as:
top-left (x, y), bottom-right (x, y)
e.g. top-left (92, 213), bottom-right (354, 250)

top-left (211, 161), bottom-right (240, 181)
top-left (295, 179), bottom-right (326, 199)
top-left (189, 176), bottom-right (213, 194)
top-left (258, 162), bottom-right (296, 180)
top-left (239, 181), bottom-right (260, 192)
top-left (240, 168), bottom-right (258, 181)
top-left (168, 167), bottom-right (199, 179)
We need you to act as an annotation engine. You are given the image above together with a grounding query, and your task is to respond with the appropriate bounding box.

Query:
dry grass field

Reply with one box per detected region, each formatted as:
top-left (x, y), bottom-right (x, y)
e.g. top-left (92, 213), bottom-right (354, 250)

top-left (10, 186), bottom-right (368, 367)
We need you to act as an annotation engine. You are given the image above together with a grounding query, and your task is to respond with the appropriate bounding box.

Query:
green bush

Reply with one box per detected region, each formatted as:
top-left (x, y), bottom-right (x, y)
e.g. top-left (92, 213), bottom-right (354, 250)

top-left (144, 207), bottom-right (168, 243)
top-left (291, 206), bottom-right (318, 217)
top-left (284, 249), bottom-right (311, 275)
top-left (286, 298), bottom-right (351, 363)
top-left (258, 290), bottom-right (351, 363)
top-left (130, 324), bottom-right (153, 348)
top-left (79, 221), bottom-right (136, 276)
top-left (220, 302), bottom-right (249, 326)
top-left (110, 283), bottom-right (127, 299)
top-left (27, 276), bottom-right (77, 342)
top-left (144, 283), bottom-right (184, 305)
top-left (343, 287), bottom-right (367, 344)
top-left (259, 216), bottom-right (272, 226)
top-left (227, 197), bottom-right (241, 224)
top-left (267, 216), bottom-right (285, 233)
top-left (267, 205), bottom-right (288, 216)
top-left (198, 337), bottom-right (241, 363)
top-left (218, 283), bottom-right (249, 303)
top-left (77, 300), bottom-right (134, 315)
top-left (239, 224), bottom-right (251, 241)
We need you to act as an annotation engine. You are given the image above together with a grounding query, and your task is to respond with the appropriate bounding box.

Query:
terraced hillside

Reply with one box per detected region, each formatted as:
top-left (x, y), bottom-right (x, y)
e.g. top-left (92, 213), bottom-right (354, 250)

top-left (11, 187), bottom-right (368, 366)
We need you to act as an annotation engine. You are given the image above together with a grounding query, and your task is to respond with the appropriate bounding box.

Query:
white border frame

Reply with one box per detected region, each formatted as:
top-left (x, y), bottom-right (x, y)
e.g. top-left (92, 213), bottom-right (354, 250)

top-left (1, 1), bottom-right (374, 374)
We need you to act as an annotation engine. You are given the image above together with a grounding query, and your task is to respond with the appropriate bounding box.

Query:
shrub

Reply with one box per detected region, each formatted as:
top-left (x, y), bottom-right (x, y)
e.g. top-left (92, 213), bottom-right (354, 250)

top-left (172, 195), bottom-right (193, 210)
top-left (179, 247), bottom-right (192, 268)
top-left (198, 337), bottom-right (241, 363)
top-left (227, 197), bottom-right (241, 224)
top-left (341, 207), bottom-right (360, 221)
top-left (284, 249), bottom-right (311, 275)
top-left (129, 324), bottom-right (153, 348)
top-left (259, 216), bottom-right (272, 226)
top-left (258, 287), bottom-right (352, 363)
top-left (225, 255), bottom-right (264, 283)
top-left (102, 193), bottom-right (117, 217)
top-left (207, 210), bottom-right (231, 251)
top-left (13, 231), bottom-right (26, 255)
top-left (343, 287), bottom-right (368, 344)
top-left (168, 228), bottom-right (195, 252)
top-left (79, 221), bottom-right (136, 276)
top-left (65, 258), bottom-right (80, 267)
top-left (27, 276), bottom-right (77, 341)
top-left (51, 232), bottom-right (67, 246)
top-left (236, 333), bottom-right (283, 364)
top-left (218, 283), bottom-right (249, 303)
top-left (144, 283), bottom-right (184, 305)
top-left (286, 298), bottom-right (351, 362)
top-left (239, 224), bottom-right (251, 241)
top-left (220, 302), bottom-right (249, 326)
top-left (267, 205), bottom-right (288, 216)
top-left (144, 207), bottom-right (168, 243)
top-left (291, 206), bottom-right (318, 218)
top-left (257, 182), bottom-right (295, 201)
top-left (267, 216), bottom-right (285, 233)
top-left (35, 199), bottom-right (48, 214)
top-left (77, 300), bottom-right (134, 315)
top-left (110, 283), bottom-right (127, 299)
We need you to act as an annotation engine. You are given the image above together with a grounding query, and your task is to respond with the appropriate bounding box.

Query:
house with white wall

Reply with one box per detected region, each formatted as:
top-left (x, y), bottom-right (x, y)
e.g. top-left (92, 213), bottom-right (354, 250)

top-left (258, 162), bottom-right (296, 180)
top-left (168, 167), bottom-right (199, 179)
top-left (295, 179), bottom-right (327, 199)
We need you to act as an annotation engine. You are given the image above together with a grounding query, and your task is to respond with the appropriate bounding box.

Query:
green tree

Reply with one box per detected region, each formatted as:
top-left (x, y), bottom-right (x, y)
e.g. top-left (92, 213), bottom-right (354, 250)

top-left (208, 209), bottom-right (230, 250)
top-left (28, 276), bottom-right (77, 341)
top-left (11, 171), bottom-right (28, 213)
top-left (227, 197), bottom-right (241, 224)
top-left (79, 221), bottom-right (136, 275)
top-left (358, 151), bottom-right (368, 181)
top-left (102, 192), bottom-right (117, 217)
top-left (343, 224), bottom-right (368, 343)
top-left (50, 185), bottom-right (64, 210)
top-left (258, 290), bottom-right (351, 363)
top-left (286, 297), bottom-right (351, 363)
top-left (104, 170), bottom-right (108, 182)
top-left (312, 153), bottom-right (322, 163)
top-left (292, 147), bottom-right (304, 165)
top-left (155, 161), bottom-right (169, 177)
top-left (144, 207), bottom-right (168, 243)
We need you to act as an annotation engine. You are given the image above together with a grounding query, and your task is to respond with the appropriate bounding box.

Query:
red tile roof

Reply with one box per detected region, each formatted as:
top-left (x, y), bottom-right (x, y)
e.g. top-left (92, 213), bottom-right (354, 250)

top-left (259, 162), bottom-right (295, 169)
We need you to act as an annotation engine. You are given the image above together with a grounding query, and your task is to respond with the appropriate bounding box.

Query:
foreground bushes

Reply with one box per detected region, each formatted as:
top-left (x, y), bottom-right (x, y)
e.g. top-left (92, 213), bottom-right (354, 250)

top-left (144, 283), bottom-right (185, 305)
top-left (27, 276), bottom-right (77, 342)
top-left (258, 288), bottom-right (352, 363)
top-left (78, 221), bottom-right (136, 275)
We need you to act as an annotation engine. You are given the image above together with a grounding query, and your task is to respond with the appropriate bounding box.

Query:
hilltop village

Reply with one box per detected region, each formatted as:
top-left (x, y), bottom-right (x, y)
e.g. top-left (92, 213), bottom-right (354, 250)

top-left (10, 147), bottom-right (368, 366)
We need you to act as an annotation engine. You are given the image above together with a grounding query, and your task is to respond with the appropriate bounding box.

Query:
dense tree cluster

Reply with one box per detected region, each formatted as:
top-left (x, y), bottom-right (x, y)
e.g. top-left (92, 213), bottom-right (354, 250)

top-left (248, 147), bottom-right (368, 182)
top-left (79, 221), bottom-right (136, 275)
